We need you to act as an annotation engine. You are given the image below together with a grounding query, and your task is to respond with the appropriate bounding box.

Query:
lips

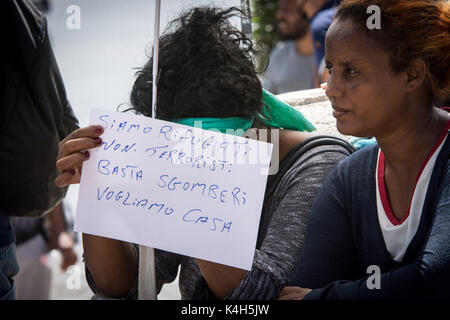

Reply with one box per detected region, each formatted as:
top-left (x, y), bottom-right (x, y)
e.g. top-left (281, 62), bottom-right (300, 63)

top-left (278, 21), bottom-right (287, 31)
top-left (332, 105), bottom-right (349, 119)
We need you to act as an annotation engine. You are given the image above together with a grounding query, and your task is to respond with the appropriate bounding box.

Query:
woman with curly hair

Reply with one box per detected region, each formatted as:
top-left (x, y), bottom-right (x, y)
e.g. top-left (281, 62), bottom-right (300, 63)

top-left (280, 0), bottom-right (450, 300)
top-left (55, 7), bottom-right (351, 299)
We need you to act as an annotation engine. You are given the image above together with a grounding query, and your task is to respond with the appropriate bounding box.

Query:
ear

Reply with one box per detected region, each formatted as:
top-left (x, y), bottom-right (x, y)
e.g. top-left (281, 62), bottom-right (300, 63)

top-left (404, 59), bottom-right (427, 92)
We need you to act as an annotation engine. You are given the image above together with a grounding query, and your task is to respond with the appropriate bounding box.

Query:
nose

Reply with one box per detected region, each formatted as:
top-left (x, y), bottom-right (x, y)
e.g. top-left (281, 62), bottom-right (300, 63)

top-left (325, 72), bottom-right (344, 101)
top-left (276, 11), bottom-right (285, 22)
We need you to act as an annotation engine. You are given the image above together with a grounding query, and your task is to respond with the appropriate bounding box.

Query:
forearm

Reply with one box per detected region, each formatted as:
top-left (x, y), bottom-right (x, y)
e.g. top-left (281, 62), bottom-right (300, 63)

top-left (197, 149), bottom-right (349, 300)
top-left (46, 203), bottom-right (68, 249)
top-left (82, 234), bottom-right (138, 298)
top-left (305, 171), bottom-right (450, 300)
top-left (196, 259), bottom-right (248, 299)
top-left (304, 262), bottom-right (436, 300)
top-left (47, 203), bottom-right (66, 233)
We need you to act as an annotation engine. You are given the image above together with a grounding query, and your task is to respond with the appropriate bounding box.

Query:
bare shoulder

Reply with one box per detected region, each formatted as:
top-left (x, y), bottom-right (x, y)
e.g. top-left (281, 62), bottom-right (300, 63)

top-left (243, 128), bottom-right (315, 162)
top-left (278, 130), bottom-right (314, 162)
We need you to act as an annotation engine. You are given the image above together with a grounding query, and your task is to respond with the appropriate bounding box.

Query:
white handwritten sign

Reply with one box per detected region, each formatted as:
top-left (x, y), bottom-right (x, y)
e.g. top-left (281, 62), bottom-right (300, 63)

top-left (74, 108), bottom-right (273, 270)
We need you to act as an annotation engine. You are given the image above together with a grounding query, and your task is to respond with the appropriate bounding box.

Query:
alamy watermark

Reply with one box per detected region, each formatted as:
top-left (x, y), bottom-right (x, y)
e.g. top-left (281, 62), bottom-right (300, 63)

top-left (366, 5), bottom-right (381, 30)
top-left (66, 4), bottom-right (81, 30)
top-left (165, 121), bottom-right (280, 176)
top-left (366, 265), bottom-right (381, 290)
top-left (66, 265), bottom-right (82, 290)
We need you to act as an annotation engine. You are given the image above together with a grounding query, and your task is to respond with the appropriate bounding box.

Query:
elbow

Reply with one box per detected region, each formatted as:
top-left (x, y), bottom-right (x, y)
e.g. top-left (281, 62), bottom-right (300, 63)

top-left (85, 258), bottom-right (138, 299)
top-left (90, 266), bottom-right (137, 299)
top-left (96, 280), bottom-right (135, 299)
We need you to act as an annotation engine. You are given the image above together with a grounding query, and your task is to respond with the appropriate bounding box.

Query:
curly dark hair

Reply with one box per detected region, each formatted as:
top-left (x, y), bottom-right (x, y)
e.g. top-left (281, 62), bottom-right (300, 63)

top-left (129, 7), bottom-right (263, 121)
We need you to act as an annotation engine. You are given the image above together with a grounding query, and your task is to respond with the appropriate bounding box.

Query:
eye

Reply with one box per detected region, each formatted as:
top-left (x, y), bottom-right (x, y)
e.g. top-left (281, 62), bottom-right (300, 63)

top-left (345, 67), bottom-right (358, 76)
top-left (325, 65), bottom-right (333, 75)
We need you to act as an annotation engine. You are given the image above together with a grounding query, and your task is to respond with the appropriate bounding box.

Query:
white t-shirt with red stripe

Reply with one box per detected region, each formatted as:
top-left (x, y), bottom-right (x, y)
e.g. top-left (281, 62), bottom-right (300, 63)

top-left (376, 119), bottom-right (450, 262)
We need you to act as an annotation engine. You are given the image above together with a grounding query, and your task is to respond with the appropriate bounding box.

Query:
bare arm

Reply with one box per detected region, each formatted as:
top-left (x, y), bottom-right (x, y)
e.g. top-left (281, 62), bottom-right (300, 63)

top-left (82, 234), bottom-right (138, 298)
top-left (56, 125), bottom-right (138, 297)
top-left (46, 202), bottom-right (77, 271)
top-left (195, 145), bottom-right (349, 300)
top-left (195, 259), bottom-right (247, 299)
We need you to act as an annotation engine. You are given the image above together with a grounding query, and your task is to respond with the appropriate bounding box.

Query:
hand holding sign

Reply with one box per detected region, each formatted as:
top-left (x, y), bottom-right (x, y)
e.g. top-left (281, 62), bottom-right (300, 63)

top-left (55, 125), bottom-right (105, 187)
top-left (72, 108), bottom-right (272, 270)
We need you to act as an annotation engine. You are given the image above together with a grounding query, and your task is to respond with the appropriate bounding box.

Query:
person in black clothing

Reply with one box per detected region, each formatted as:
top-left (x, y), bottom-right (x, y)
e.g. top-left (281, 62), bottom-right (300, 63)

top-left (31, 0), bottom-right (50, 12)
top-left (0, 0), bottom-right (78, 300)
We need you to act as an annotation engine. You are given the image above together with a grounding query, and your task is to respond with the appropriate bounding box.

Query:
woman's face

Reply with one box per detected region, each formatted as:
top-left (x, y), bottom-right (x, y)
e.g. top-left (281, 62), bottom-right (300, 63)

top-left (325, 18), bottom-right (408, 138)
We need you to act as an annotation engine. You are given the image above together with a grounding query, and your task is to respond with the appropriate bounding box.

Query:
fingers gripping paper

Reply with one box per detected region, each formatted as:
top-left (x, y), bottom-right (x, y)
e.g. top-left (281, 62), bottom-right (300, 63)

top-left (74, 108), bottom-right (272, 270)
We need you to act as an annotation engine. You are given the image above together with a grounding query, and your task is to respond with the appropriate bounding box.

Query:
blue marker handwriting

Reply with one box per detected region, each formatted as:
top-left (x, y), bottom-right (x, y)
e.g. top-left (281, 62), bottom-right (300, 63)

top-left (98, 114), bottom-right (251, 159)
top-left (182, 208), bottom-right (232, 233)
top-left (96, 185), bottom-right (174, 215)
top-left (97, 159), bottom-right (143, 182)
top-left (97, 138), bottom-right (137, 153)
top-left (158, 174), bottom-right (247, 206)
top-left (99, 114), bottom-right (152, 135)
top-left (96, 114), bottom-right (256, 175)
top-left (158, 125), bottom-right (251, 160)
top-left (96, 185), bottom-right (233, 233)
top-left (145, 145), bottom-right (233, 173)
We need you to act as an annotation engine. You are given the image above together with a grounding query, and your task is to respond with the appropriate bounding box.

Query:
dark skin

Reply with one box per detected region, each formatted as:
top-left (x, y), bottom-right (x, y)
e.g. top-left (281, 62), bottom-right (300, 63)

top-left (279, 17), bottom-right (450, 300)
top-left (55, 123), bottom-right (311, 298)
top-left (276, 0), bottom-right (309, 41)
top-left (46, 202), bottom-right (78, 271)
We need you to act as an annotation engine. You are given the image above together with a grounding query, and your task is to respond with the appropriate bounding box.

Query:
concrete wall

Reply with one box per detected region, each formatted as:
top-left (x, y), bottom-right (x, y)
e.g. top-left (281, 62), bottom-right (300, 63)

top-left (277, 88), bottom-right (350, 141)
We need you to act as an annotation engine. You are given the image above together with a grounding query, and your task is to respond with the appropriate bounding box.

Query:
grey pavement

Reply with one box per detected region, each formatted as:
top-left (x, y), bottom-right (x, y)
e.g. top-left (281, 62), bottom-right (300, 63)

top-left (48, 241), bottom-right (181, 300)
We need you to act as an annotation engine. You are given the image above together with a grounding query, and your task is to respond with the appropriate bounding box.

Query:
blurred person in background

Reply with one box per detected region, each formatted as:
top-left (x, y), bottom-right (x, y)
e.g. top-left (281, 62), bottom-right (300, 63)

top-left (12, 201), bottom-right (77, 300)
top-left (301, 0), bottom-right (342, 83)
top-left (262, 0), bottom-right (316, 94)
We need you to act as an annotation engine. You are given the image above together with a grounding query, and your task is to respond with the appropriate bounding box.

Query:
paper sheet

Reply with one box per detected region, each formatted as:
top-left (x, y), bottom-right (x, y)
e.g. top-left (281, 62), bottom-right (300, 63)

top-left (74, 108), bottom-right (272, 270)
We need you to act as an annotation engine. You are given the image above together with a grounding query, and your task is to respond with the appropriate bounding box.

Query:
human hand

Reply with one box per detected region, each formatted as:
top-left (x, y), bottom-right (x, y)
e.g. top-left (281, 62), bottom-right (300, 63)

top-left (60, 247), bottom-right (78, 272)
top-left (278, 286), bottom-right (312, 300)
top-left (48, 230), bottom-right (78, 271)
top-left (55, 125), bottom-right (104, 187)
top-left (56, 231), bottom-right (77, 271)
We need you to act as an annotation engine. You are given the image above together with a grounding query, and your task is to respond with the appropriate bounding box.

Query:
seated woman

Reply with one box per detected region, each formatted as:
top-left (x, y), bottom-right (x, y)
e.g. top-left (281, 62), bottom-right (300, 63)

top-left (280, 0), bottom-right (450, 300)
top-left (55, 7), bottom-right (352, 299)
